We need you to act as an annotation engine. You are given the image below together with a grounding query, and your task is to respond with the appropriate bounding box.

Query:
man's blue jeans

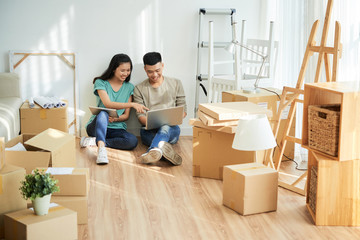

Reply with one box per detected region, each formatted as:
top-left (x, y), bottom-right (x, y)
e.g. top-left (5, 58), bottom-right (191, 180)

top-left (140, 125), bottom-right (180, 151)
top-left (86, 111), bottom-right (138, 150)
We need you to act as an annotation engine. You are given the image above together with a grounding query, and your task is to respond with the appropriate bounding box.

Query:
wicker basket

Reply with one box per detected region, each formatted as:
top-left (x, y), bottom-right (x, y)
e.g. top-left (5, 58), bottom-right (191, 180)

top-left (308, 166), bottom-right (318, 215)
top-left (308, 104), bottom-right (340, 157)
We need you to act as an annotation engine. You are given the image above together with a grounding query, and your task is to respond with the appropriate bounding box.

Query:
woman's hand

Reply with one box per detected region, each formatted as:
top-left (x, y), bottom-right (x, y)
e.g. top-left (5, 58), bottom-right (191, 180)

top-left (108, 116), bottom-right (117, 123)
top-left (131, 103), bottom-right (149, 113)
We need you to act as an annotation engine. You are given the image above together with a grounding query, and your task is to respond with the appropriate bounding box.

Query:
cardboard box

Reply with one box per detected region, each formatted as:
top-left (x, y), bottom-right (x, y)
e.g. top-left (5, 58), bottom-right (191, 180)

top-left (193, 126), bottom-right (255, 180)
top-left (37, 168), bottom-right (90, 196)
top-left (0, 164), bottom-right (27, 238)
top-left (4, 204), bottom-right (77, 240)
top-left (0, 137), bottom-right (4, 170)
top-left (222, 89), bottom-right (295, 161)
top-left (51, 196), bottom-right (88, 224)
top-left (5, 134), bottom-right (51, 174)
top-left (223, 163), bottom-right (278, 215)
top-left (20, 100), bottom-right (68, 134)
top-left (198, 102), bottom-right (272, 121)
top-left (189, 118), bottom-right (237, 134)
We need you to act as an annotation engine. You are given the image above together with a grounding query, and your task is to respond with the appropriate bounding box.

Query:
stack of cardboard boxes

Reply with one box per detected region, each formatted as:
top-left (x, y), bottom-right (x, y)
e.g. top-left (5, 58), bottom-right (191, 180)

top-left (43, 167), bottom-right (90, 224)
top-left (190, 102), bottom-right (279, 215)
top-left (0, 137), bottom-right (27, 239)
top-left (0, 101), bottom-right (89, 238)
top-left (190, 102), bottom-right (272, 180)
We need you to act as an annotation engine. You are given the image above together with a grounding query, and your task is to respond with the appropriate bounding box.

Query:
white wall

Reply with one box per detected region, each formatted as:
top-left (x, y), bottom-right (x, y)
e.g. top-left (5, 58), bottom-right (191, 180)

top-left (0, 0), bottom-right (265, 136)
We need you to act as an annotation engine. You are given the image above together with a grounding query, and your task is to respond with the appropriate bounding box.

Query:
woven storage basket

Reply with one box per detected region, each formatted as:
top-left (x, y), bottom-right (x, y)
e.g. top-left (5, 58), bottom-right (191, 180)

top-left (308, 166), bottom-right (318, 215)
top-left (308, 104), bottom-right (340, 157)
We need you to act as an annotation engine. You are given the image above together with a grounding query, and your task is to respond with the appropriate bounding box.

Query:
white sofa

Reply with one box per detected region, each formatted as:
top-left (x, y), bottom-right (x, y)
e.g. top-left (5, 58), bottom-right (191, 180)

top-left (0, 73), bottom-right (22, 142)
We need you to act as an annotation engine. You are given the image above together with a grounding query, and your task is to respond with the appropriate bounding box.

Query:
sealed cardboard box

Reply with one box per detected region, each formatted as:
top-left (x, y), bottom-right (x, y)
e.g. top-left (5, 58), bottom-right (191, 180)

top-left (0, 164), bottom-right (27, 238)
top-left (193, 126), bottom-right (255, 180)
top-left (51, 196), bottom-right (88, 224)
top-left (37, 167), bottom-right (90, 196)
top-left (4, 204), bottom-right (77, 240)
top-left (222, 89), bottom-right (295, 161)
top-left (0, 137), bottom-right (4, 170)
top-left (223, 163), bottom-right (278, 215)
top-left (5, 134), bottom-right (51, 174)
top-left (20, 100), bottom-right (68, 134)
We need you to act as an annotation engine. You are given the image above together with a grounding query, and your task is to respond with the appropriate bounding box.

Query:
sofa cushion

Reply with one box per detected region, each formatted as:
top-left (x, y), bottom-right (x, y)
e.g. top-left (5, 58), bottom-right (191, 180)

top-left (0, 97), bottom-right (22, 141)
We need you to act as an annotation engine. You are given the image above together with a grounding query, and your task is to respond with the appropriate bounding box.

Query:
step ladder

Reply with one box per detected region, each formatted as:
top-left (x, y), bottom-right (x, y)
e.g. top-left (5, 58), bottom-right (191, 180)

top-left (194, 8), bottom-right (238, 116)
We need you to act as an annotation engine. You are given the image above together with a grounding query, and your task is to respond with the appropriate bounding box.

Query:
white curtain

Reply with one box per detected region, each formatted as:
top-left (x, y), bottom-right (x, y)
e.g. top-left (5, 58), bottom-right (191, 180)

top-left (263, 0), bottom-right (360, 161)
top-left (265, 0), bottom-right (360, 87)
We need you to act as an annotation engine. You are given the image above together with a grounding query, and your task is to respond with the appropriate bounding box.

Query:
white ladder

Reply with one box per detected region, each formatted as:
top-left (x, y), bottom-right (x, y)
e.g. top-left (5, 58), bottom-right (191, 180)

top-left (194, 8), bottom-right (237, 116)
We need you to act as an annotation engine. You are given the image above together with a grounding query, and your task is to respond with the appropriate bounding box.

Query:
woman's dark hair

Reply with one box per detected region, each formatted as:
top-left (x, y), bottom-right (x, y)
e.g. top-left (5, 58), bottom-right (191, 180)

top-left (143, 52), bottom-right (162, 66)
top-left (93, 54), bottom-right (133, 84)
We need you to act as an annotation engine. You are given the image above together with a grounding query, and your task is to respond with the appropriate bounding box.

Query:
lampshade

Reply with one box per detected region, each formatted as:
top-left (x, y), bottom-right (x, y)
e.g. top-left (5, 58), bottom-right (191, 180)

top-left (232, 114), bottom-right (276, 151)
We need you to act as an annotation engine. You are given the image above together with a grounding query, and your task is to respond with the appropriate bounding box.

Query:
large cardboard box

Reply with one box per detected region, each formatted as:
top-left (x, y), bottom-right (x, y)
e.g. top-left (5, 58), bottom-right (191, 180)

top-left (6, 129), bottom-right (76, 173)
top-left (222, 89), bottom-right (296, 161)
top-left (0, 137), bottom-right (4, 170)
top-left (4, 204), bottom-right (77, 240)
top-left (0, 164), bottom-right (27, 238)
top-left (20, 100), bottom-right (68, 134)
top-left (5, 134), bottom-right (51, 174)
top-left (37, 168), bottom-right (90, 196)
top-left (51, 196), bottom-right (88, 224)
top-left (193, 126), bottom-right (255, 180)
top-left (223, 162), bottom-right (278, 215)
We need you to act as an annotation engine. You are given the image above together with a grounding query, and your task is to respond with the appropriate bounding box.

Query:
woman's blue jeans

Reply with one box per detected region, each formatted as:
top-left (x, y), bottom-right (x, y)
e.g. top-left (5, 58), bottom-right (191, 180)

top-left (86, 111), bottom-right (138, 150)
top-left (140, 125), bottom-right (180, 151)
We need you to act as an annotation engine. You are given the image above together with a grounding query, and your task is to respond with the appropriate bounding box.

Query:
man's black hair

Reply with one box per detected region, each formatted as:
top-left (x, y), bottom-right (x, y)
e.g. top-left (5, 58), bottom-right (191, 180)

top-left (143, 52), bottom-right (162, 66)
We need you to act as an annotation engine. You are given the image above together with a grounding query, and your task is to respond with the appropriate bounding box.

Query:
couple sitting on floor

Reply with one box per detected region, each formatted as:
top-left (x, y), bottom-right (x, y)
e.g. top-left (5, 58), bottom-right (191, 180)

top-left (80, 52), bottom-right (187, 166)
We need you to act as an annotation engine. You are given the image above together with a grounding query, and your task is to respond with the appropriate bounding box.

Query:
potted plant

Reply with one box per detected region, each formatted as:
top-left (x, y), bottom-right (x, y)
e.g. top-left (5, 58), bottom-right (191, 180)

top-left (19, 169), bottom-right (60, 215)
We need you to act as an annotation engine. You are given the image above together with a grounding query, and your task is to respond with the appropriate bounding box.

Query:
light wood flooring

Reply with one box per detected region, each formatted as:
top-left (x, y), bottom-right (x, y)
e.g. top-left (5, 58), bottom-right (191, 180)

top-left (76, 137), bottom-right (360, 240)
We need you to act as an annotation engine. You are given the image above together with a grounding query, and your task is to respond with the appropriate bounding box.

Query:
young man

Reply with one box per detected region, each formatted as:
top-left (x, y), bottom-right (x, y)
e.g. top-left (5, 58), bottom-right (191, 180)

top-left (133, 52), bottom-right (187, 165)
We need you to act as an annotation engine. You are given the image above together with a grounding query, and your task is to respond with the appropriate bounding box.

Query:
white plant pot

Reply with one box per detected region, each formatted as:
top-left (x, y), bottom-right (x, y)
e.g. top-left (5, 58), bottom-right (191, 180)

top-left (32, 194), bottom-right (52, 216)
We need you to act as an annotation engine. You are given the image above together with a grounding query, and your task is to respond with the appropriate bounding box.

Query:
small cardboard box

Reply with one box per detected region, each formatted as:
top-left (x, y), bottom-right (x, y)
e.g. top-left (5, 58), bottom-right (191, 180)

top-left (0, 164), bottom-right (27, 238)
top-left (20, 100), bottom-right (68, 134)
top-left (5, 134), bottom-right (51, 174)
top-left (0, 137), bottom-right (4, 170)
top-left (37, 168), bottom-right (90, 196)
top-left (51, 196), bottom-right (88, 224)
top-left (223, 163), bottom-right (278, 215)
top-left (5, 128), bottom-right (76, 172)
top-left (4, 204), bottom-right (77, 240)
top-left (192, 126), bottom-right (255, 180)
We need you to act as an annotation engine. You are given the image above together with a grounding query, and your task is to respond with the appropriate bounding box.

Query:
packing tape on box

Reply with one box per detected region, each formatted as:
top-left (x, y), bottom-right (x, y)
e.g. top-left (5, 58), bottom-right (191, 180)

top-left (39, 109), bottom-right (47, 119)
top-left (231, 166), bottom-right (267, 180)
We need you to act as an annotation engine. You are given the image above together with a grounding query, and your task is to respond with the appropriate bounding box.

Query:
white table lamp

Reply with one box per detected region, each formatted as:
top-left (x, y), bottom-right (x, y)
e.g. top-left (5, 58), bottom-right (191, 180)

top-left (225, 41), bottom-right (268, 94)
top-left (232, 114), bottom-right (276, 162)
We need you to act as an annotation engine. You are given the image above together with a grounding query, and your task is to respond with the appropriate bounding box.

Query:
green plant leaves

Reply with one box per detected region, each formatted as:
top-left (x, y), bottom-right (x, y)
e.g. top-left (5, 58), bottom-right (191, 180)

top-left (19, 169), bottom-right (60, 201)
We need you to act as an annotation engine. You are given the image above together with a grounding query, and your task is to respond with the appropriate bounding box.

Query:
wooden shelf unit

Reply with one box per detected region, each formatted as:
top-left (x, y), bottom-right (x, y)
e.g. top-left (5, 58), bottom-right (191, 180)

top-left (306, 150), bottom-right (360, 226)
top-left (302, 81), bottom-right (360, 161)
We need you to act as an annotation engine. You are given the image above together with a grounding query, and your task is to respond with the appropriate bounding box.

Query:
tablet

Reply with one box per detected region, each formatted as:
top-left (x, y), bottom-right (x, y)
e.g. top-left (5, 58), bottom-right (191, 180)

top-left (89, 106), bottom-right (119, 118)
top-left (145, 106), bottom-right (184, 130)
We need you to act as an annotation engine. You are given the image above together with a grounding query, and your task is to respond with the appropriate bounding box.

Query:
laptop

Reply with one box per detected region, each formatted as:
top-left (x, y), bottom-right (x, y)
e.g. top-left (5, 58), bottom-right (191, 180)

top-left (89, 106), bottom-right (119, 118)
top-left (145, 106), bottom-right (184, 130)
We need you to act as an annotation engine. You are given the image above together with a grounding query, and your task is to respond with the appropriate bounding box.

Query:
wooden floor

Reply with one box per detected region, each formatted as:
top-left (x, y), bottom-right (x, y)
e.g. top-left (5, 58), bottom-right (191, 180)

top-left (76, 137), bottom-right (360, 240)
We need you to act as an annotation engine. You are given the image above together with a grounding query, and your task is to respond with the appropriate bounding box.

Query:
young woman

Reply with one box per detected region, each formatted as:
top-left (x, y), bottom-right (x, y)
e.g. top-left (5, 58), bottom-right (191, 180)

top-left (81, 54), bottom-right (148, 165)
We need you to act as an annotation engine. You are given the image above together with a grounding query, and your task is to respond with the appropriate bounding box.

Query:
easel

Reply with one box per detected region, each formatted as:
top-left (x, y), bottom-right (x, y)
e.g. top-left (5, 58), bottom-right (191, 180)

top-left (266, 0), bottom-right (342, 195)
top-left (9, 51), bottom-right (79, 136)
